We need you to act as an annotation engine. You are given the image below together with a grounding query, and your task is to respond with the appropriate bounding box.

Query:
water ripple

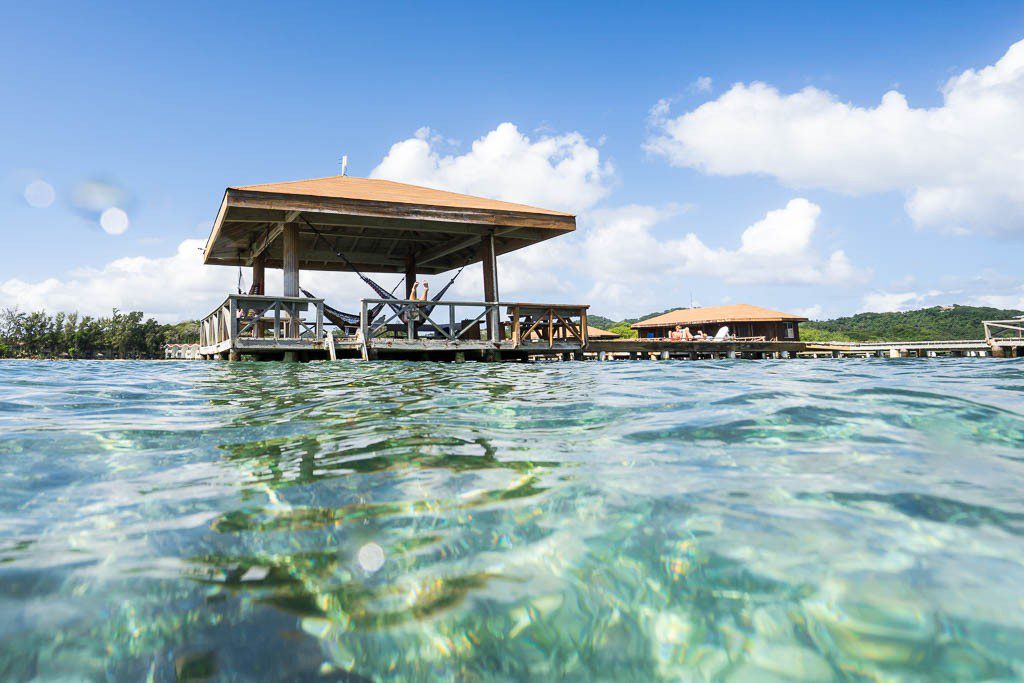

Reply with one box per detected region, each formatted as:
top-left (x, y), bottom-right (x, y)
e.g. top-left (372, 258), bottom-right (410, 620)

top-left (1, 358), bottom-right (1023, 681)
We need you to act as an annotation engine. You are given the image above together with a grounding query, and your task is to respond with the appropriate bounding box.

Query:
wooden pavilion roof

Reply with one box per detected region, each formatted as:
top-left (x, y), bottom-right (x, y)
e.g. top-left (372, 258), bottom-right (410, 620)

top-left (587, 325), bottom-right (621, 339)
top-left (203, 175), bottom-right (576, 274)
top-left (631, 304), bottom-right (808, 329)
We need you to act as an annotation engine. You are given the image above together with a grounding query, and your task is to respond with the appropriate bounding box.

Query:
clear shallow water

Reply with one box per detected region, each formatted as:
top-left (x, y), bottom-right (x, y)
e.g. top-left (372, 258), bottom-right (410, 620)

top-left (1, 358), bottom-right (1024, 682)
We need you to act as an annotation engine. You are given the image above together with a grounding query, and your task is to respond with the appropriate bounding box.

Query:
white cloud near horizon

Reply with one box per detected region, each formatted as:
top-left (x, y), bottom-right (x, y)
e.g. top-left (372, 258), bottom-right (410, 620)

top-left (0, 197), bottom-right (865, 322)
top-left (860, 273), bottom-right (1024, 313)
top-left (0, 123), bottom-right (614, 320)
top-left (0, 240), bottom-right (231, 321)
top-left (646, 38), bottom-right (1024, 235)
top-left (582, 198), bottom-right (868, 315)
top-left (0, 239), bottom-right (392, 322)
top-left (371, 122), bottom-right (613, 214)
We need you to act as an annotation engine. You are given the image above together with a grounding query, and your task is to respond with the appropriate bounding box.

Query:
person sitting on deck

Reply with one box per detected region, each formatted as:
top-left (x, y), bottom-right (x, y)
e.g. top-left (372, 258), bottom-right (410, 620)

top-left (669, 325), bottom-right (694, 341)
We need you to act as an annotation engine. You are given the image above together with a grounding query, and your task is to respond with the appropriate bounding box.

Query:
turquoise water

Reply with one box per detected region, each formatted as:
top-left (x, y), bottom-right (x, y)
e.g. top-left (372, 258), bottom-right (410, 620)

top-left (1, 358), bottom-right (1024, 681)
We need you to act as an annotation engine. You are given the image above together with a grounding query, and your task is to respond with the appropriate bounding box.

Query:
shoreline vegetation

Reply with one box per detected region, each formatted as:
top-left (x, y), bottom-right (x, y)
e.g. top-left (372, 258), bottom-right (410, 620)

top-left (0, 308), bottom-right (198, 360)
top-left (0, 304), bottom-right (1019, 360)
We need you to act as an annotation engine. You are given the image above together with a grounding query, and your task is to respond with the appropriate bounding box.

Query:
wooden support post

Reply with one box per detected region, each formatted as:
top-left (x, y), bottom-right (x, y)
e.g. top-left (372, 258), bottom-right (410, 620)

top-left (282, 223), bottom-right (300, 338)
top-left (661, 351), bottom-right (670, 360)
top-left (228, 350), bottom-right (240, 362)
top-left (405, 255), bottom-right (417, 299)
top-left (252, 252), bottom-right (265, 295)
top-left (598, 351), bottom-right (607, 362)
top-left (480, 232), bottom-right (499, 342)
top-left (481, 232), bottom-right (498, 301)
top-left (282, 223), bottom-right (300, 297)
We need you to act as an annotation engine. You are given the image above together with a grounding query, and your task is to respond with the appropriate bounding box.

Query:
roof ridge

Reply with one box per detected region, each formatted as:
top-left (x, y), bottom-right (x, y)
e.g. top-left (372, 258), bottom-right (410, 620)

top-left (234, 174), bottom-right (348, 190)
top-left (230, 175), bottom-right (574, 217)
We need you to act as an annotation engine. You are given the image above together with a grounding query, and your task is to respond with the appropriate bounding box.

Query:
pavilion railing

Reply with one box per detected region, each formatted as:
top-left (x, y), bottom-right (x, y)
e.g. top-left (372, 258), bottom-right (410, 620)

top-left (983, 319), bottom-right (1024, 342)
top-left (507, 303), bottom-right (589, 348)
top-left (359, 299), bottom-right (589, 348)
top-left (200, 294), bottom-right (324, 350)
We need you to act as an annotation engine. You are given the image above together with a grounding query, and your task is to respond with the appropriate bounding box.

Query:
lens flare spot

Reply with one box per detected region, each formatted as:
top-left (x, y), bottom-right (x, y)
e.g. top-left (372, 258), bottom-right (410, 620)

top-left (357, 542), bottom-right (385, 572)
top-left (24, 180), bottom-right (55, 208)
top-left (100, 207), bottom-right (130, 235)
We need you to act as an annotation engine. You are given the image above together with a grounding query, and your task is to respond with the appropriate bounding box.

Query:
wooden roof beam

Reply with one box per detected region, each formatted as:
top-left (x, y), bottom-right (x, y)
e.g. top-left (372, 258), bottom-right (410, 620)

top-left (417, 234), bottom-right (482, 265)
top-left (417, 227), bottom-right (527, 265)
top-left (247, 224), bottom-right (283, 265)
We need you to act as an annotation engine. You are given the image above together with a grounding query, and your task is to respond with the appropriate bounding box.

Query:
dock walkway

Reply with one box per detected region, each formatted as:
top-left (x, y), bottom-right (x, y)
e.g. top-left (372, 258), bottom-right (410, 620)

top-left (586, 339), bottom-right (805, 360)
top-left (804, 340), bottom-right (991, 358)
top-left (197, 300), bottom-right (1023, 362)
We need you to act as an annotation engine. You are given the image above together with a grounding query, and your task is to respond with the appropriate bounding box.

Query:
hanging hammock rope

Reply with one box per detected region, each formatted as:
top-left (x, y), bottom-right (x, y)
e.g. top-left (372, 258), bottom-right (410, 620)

top-left (298, 214), bottom-right (466, 321)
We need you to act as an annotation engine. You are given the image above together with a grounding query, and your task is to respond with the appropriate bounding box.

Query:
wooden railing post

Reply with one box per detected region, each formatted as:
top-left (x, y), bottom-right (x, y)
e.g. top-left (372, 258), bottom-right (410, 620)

top-left (316, 300), bottom-right (324, 340)
top-left (513, 305), bottom-right (521, 346)
top-left (361, 299), bottom-right (369, 342)
top-left (227, 296), bottom-right (237, 350)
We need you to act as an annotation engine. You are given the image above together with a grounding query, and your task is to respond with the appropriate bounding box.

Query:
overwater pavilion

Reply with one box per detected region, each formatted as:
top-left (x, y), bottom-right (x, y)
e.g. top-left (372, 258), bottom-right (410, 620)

top-left (199, 176), bottom-right (590, 361)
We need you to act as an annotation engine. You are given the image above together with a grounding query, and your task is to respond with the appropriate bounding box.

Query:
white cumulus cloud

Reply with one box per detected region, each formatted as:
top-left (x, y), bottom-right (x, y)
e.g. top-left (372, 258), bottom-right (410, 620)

top-left (371, 122), bottom-right (613, 214)
top-left (646, 39), bottom-right (1024, 235)
top-left (0, 240), bottom-right (231, 320)
top-left (583, 198), bottom-right (867, 313)
top-left (860, 291), bottom-right (925, 313)
top-left (691, 76), bottom-right (713, 93)
top-left (0, 239), bottom-right (379, 322)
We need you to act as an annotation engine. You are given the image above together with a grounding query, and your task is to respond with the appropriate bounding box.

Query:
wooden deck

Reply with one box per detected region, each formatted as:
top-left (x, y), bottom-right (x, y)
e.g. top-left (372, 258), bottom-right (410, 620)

top-left (984, 319), bottom-right (1024, 358)
top-left (199, 300), bottom-right (1024, 362)
top-left (199, 295), bottom-right (590, 361)
top-left (586, 339), bottom-right (807, 359)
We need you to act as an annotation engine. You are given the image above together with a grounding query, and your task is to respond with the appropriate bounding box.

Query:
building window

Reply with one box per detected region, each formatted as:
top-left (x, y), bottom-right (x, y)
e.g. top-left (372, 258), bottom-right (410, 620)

top-left (784, 322), bottom-right (795, 339)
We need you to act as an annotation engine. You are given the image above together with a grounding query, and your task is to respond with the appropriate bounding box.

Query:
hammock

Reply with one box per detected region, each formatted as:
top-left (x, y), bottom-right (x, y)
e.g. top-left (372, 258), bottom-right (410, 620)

top-left (299, 214), bottom-right (465, 323)
top-left (300, 288), bottom-right (389, 329)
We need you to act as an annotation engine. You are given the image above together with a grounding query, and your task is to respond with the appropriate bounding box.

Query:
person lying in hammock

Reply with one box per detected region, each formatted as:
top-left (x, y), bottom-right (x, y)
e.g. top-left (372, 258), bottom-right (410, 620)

top-left (407, 280), bottom-right (431, 300)
top-left (404, 281), bottom-right (431, 322)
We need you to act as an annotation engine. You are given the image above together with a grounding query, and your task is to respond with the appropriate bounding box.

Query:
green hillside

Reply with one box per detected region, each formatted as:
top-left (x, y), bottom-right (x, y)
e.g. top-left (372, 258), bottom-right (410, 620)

top-left (800, 305), bottom-right (1021, 342)
top-left (589, 305), bottom-right (1021, 342)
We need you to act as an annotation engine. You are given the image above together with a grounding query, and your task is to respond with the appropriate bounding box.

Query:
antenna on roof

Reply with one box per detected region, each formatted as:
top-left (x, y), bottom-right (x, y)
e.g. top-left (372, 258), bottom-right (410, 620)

top-left (339, 155), bottom-right (348, 177)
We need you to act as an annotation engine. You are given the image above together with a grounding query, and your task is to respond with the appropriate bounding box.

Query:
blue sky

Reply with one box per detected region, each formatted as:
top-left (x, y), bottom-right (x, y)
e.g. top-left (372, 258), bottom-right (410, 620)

top-left (3, 2), bottom-right (1024, 320)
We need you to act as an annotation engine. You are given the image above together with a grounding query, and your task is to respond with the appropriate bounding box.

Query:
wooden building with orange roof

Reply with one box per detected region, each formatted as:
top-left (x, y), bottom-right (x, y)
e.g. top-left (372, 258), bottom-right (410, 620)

top-left (631, 304), bottom-right (808, 341)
